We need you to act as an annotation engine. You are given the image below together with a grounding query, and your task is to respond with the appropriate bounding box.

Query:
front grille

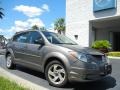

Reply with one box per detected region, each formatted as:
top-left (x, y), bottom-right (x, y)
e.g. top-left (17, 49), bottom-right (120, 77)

top-left (92, 55), bottom-right (102, 61)
top-left (87, 55), bottom-right (104, 63)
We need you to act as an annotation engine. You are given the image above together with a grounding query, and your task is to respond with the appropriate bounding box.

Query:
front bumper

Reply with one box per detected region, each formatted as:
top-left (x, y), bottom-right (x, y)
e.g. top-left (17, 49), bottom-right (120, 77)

top-left (68, 62), bottom-right (112, 82)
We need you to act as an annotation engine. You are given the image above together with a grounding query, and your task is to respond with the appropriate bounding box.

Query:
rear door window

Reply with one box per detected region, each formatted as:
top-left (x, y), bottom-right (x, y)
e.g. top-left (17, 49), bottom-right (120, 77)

top-left (13, 32), bottom-right (29, 43)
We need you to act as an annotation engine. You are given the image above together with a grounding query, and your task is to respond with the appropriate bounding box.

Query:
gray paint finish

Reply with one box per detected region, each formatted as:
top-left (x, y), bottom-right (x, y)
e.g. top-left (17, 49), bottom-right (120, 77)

top-left (5, 30), bottom-right (112, 87)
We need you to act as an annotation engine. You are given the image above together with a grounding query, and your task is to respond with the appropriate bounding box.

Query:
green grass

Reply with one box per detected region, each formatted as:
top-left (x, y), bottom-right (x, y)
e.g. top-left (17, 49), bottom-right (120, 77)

top-left (0, 76), bottom-right (27, 90)
top-left (107, 52), bottom-right (120, 57)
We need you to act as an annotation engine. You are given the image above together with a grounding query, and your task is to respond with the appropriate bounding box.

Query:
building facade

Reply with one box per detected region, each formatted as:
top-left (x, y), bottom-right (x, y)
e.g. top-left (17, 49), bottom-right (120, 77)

top-left (66, 0), bottom-right (120, 51)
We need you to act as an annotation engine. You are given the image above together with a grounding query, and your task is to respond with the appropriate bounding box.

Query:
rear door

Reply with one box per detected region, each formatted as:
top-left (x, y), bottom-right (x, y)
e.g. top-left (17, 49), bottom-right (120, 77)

top-left (13, 32), bottom-right (29, 63)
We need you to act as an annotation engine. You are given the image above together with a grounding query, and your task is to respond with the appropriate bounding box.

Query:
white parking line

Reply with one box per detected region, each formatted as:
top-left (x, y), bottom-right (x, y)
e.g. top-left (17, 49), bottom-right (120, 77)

top-left (0, 67), bottom-right (49, 90)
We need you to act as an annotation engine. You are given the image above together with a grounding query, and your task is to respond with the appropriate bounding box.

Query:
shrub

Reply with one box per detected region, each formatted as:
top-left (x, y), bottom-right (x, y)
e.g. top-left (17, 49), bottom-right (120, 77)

top-left (92, 40), bottom-right (111, 53)
top-left (92, 40), bottom-right (111, 49)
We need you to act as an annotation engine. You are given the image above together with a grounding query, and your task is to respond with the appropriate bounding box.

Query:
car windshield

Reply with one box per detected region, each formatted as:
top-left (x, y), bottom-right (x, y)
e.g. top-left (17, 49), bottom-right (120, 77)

top-left (42, 31), bottom-right (77, 45)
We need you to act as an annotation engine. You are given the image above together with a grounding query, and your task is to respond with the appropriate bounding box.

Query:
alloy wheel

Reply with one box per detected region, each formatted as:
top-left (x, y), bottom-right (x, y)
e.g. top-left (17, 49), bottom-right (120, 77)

top-left (48, 64), bottom-right (66, 85)
top-left (6, 55), bottom-right (12, 68)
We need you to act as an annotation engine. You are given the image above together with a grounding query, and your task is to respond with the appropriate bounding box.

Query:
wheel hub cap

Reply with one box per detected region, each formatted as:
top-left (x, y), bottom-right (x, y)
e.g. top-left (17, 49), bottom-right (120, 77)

top-left (7, 56), bottom-right (12, 67)
top-left (48, 64), bottom-right (66, 85)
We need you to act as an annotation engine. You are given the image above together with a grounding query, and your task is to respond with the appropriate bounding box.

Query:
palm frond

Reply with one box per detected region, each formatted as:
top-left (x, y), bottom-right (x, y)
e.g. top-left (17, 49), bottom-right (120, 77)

top-left (0, 8), bottom-right (4, 19)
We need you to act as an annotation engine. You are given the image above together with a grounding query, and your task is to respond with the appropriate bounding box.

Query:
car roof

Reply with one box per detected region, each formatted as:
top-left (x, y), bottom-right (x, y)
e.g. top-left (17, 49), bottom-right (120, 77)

top-left (14, 29), bottom-right (52, 35)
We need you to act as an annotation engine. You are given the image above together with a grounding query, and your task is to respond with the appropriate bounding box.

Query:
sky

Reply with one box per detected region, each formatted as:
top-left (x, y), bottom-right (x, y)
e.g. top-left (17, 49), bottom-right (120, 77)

top-left (0, 0), bottom-right (65, 39)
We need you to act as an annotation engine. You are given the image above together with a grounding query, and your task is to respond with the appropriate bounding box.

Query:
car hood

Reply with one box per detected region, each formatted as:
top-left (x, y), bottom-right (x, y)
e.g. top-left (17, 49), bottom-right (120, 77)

top-left (58, 44), bottom-right (104, 55)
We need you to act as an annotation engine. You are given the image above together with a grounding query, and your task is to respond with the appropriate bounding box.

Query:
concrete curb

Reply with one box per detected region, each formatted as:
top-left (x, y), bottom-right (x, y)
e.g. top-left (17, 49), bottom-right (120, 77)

top-left (0, 67), bottom-right (49, 90)
top-left (108, 56), bottom-right (120, 60)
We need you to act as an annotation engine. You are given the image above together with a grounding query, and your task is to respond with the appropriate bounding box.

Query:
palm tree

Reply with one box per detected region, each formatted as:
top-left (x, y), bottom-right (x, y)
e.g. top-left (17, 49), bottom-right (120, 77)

top-left (54, 18), bottom-right (65, 34)
top-left (0, 8), bottom-right (4, 19)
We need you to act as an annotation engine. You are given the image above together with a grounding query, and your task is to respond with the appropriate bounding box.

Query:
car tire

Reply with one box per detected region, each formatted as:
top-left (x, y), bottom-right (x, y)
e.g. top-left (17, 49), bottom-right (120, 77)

top-left (6, 53), bottom-right (16, 69)
top-left (45, 60), bottom-right (68, 87)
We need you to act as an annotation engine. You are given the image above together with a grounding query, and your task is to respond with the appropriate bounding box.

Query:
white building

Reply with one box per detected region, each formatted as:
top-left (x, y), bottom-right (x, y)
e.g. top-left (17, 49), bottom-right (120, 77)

top-left (66, 0), bottom-right (120, 51)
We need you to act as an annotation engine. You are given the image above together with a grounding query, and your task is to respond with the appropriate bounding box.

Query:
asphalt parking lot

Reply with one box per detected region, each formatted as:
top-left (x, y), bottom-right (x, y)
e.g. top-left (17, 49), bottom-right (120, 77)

top-left (0, 54), bottom-right (120, 90)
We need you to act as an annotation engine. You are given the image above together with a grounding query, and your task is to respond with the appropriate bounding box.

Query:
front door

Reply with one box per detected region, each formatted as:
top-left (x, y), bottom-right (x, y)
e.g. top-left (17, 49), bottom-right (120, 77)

top-left (25, 31), bottom-right (44, 70)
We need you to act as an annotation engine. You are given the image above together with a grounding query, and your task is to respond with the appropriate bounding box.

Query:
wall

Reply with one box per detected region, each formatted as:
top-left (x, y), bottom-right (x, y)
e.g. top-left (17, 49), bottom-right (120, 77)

top-left (66, 0), bottom-right (120, 47)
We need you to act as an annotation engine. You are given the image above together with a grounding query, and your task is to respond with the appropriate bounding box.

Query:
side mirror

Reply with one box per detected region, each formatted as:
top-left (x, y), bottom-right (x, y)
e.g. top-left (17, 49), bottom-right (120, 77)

top-left (34, 39), bottom-right (44, 45)
top-left (47, 36), bottom-right (52, 43)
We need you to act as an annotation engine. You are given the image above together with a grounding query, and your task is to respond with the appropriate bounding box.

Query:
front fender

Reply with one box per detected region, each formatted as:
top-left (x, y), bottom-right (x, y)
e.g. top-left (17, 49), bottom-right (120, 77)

top-left (42, 52), bottom-right (70, 72)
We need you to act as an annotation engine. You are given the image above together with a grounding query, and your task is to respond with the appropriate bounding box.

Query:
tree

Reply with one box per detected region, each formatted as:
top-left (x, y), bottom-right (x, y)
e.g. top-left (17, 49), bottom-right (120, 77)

top-left (0, 35), bottom-right (7, 46)
top-left (40, 27), bottom-right (47, 31)
top-left (31, 25), bottom-right (39, 30)
top-left (31, 25), bottom-right (47, 31)
top-left (0, 8), bottom-right (4, 19)
top-left (54, 18), bottom-right (65, 34)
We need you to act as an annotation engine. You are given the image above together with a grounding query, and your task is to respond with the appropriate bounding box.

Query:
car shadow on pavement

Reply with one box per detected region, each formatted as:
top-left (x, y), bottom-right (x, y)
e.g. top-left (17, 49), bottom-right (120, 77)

top-left (16, 65), bottom-right (45, 79)
top-left (15, 65), bottom-right (116, 90)
top-left (68, 76), bottom-right (116, 90)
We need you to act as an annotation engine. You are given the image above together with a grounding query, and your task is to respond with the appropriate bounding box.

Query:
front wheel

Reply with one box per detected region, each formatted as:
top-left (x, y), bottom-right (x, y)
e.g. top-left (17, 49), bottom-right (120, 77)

top-left (45, 61), bottom-right (68, 87)
top-left (6, 54), bottom-right (16, 69)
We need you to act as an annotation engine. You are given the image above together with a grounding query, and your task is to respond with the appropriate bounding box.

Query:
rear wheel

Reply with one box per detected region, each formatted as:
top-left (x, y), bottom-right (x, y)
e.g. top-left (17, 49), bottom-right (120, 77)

top-left (6, 54), bottom-right (16, 69)
top-left (45, 60), bottom-right (68, 87)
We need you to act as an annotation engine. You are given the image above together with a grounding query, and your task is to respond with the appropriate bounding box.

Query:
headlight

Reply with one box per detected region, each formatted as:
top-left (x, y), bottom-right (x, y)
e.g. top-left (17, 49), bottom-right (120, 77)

top-left (106, 56), bottom-right (110, 63)
top-left (102, 56), bottom-right (110, 63)
top-left (69, 51), bottom-right (88, 62)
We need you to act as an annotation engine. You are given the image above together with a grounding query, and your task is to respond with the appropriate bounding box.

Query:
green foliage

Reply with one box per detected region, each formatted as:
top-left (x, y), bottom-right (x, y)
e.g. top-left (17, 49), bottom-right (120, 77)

top-left (0, 76), bottom-right (26, 90)
top-left (92, 40), bottom-right (111, 49)
top-left (40, 27), bottom-right (47, 31)
top-left (31, 25), bottom-right (47, 31)
top-left (107, 52), bottom-right (120, 57)
top-left (0, 8), bottom-right (4, 19)
top-left (54, 18), bottom-right (65, 33)
top-left (31, 25), bottom-right (39, 30)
